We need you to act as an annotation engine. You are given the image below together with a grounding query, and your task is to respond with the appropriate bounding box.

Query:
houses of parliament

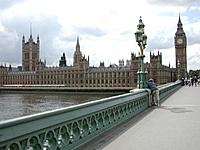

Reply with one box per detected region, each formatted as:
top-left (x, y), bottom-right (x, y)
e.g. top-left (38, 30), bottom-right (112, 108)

top-left (0, 16), bottom-right (187, 88)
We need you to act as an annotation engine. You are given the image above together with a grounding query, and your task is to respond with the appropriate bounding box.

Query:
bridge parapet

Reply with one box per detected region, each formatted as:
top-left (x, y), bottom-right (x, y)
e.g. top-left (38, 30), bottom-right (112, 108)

top-left (0, 81), bottom-right (181, 150)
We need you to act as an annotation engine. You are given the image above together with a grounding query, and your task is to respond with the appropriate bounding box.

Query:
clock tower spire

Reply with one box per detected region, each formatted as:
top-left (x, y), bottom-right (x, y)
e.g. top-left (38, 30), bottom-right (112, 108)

top-left (177, 13), bottom-right (183, 29)
top-left (175, 14), bottom-right (187, 79)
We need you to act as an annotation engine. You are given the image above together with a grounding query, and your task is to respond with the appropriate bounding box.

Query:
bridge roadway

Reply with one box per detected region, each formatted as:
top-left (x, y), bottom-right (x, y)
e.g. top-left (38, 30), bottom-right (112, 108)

top-left (81, 86), bottom-right (200, 150)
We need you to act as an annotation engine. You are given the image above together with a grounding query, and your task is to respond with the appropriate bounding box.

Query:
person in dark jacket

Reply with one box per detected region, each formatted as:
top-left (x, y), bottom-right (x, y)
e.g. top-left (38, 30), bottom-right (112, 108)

top-left (147, 79), bottom-right (159, 106)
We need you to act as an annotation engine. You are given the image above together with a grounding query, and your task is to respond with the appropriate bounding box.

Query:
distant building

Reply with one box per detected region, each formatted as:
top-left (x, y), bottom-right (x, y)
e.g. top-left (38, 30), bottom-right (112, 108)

top-left (0, 65), bottom-right (7, 86)
top-left (0, 37), bottom-right (175, 87)
top-left (1, 16), bottom-right (187, 87)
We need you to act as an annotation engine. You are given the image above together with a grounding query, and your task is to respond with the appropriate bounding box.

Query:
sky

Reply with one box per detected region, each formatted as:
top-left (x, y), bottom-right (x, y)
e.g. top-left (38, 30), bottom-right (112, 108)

top-left (0, 0), bottom-right (200, 71)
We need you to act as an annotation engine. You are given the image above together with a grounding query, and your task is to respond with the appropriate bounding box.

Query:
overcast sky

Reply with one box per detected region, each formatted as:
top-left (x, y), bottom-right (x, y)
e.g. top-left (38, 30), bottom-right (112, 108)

top-left (0, 0), bottom-right (200, 70)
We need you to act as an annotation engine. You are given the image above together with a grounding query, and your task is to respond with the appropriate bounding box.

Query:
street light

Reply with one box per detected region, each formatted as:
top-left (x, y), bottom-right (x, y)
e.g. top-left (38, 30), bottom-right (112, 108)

top-left (135, 16), bottom-right (148, 89)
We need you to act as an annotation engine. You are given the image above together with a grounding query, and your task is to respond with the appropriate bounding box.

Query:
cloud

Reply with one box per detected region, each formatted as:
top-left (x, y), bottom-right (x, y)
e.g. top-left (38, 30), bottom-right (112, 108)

top-left (185, 20), bottom-right (200, 46)
top-left (0, 29), bottom-right (20, 65)
top-left (0, 0), bottom-right (25, 10)
top-left (188, 55), bottom-right (200, 70)
top-left (73, 26), bottom-right (107, 37)
top-left (0, 14), bottom-right (63, 66)
top-left (185, 6), bottom-right (200, 23)
top-left (187, 44), bottom-right (200, 70)
top-left (59, 35), bottom-right (76, 43)
top-left (0, 0), bottom-right (200, 71)
top-left (146, 0), bottom-right (200, 6)
top-left (147, 35), bottom-right (173, 51)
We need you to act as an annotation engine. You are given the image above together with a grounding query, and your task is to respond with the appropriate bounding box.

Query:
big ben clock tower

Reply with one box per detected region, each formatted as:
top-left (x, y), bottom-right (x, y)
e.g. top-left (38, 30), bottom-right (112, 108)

top-left (175, 14), bottom-right (187, 78)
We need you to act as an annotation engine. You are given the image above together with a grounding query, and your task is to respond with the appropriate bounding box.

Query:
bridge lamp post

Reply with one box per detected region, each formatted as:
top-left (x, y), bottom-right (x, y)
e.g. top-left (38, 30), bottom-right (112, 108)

top-left (135, 16), bottom-right (148, 89)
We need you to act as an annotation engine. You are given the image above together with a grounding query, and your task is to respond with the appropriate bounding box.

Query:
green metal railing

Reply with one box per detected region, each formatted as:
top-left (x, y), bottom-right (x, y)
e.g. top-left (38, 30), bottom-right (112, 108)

top-left (159, 80), bottom-right (182, 103)
top-left (0, 81), bottom-right (181, 150)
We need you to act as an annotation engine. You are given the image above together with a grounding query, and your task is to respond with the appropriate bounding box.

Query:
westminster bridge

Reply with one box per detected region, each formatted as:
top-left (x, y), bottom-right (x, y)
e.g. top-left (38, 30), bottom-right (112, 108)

top-left (0, 81), bottom-right (200, 150)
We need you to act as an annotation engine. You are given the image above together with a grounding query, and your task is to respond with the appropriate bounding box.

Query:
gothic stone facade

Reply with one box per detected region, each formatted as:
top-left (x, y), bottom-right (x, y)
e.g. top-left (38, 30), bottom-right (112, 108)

top-left (0, 36), bottom-right (175, 88)
top-left (1, 16), bottom-right (188, 87)
top-left (22, 34), bottom-right (40, 71)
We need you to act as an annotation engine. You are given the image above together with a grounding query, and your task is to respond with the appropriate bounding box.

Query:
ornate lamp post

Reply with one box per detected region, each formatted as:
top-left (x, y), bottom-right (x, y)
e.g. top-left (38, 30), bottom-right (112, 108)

top-left (135, 16), bottom-right (148, 89)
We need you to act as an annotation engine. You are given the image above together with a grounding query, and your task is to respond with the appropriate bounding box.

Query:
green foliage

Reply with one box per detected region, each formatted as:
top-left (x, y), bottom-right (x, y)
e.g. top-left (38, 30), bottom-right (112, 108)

top-left (189, 69), bottom-right (200, 77)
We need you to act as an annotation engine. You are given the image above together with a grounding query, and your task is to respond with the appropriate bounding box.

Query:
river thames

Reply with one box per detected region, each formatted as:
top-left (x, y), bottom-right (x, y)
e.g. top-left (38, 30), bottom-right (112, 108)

top-left (0, 92), bottom-right (118, 121)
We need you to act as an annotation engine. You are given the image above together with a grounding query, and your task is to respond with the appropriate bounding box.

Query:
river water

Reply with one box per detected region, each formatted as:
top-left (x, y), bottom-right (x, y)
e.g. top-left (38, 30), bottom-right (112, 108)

top-left (0, 92), bottom-right (119, 121)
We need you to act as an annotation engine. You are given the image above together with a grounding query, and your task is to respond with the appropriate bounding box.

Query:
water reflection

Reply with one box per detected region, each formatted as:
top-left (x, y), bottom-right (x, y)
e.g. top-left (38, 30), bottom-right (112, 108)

top-left (0, 92), bottom-right (117, 121)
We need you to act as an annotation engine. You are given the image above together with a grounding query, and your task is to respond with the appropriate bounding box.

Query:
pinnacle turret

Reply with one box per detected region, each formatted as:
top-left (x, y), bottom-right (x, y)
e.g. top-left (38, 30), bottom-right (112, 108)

top-left (30, 23), bottom-right (33, 40)
top-left (76, 36), bottom-right (80, 51)
top-left (37, 34), bottom-right (40, 43)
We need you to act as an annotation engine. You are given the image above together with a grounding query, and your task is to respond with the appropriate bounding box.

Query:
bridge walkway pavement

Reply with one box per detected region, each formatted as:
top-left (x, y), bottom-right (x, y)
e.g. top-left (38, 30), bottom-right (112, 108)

top-left (81, 86), bottom-right (200, 150)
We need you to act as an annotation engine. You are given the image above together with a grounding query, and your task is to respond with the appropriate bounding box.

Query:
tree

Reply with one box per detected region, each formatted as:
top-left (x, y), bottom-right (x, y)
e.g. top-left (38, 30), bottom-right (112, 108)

top-left (189, 70), bottom-right (200, 77)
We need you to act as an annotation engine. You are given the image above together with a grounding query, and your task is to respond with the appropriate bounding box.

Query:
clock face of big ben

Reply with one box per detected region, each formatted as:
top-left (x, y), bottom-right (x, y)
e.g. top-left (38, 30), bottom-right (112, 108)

top-left (177, 38), bottom-right (183, 44)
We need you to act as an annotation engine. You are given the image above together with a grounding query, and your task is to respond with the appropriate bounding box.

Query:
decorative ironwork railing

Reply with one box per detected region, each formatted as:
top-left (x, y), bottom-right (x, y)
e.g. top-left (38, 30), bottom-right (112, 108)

top-left (0, 81), bottom-right (181, 150)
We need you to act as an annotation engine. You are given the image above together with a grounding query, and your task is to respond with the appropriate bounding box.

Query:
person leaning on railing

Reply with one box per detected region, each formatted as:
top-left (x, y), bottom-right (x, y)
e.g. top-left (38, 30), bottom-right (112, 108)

top-left (147, 78), bottom-right (160, 106)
